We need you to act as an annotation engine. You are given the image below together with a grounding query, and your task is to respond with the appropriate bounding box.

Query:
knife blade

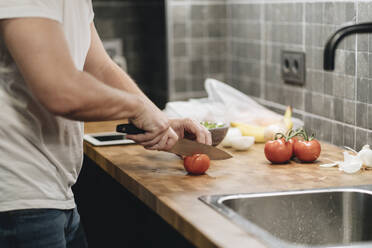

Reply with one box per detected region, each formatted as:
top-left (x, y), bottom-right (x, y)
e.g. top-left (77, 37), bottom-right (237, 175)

top-left (169, 138), bottom-right (232, 160)
top-left (116, 123), bottom-right (232, 160)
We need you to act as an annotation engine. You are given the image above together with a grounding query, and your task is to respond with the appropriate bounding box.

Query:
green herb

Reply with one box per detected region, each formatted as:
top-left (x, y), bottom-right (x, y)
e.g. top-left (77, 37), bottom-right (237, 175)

top-left (200, 121), bottom-right (225, 129)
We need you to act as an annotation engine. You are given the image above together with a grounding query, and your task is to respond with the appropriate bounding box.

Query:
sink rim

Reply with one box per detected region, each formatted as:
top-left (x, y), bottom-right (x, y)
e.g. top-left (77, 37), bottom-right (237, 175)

top-left (199, 184), bottom-right (372, 248)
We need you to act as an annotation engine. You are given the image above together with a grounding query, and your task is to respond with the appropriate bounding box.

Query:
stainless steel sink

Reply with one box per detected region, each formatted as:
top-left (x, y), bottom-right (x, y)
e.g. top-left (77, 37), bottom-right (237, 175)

top-left (199, 185), bottom-right (372, 248)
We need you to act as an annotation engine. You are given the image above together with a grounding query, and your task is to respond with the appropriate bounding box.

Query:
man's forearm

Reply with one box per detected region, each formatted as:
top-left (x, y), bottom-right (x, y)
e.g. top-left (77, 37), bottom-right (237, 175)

top-left (50, 70), bottom-right (144, 122)
top-left (99, 60), bottom-right (142, 93)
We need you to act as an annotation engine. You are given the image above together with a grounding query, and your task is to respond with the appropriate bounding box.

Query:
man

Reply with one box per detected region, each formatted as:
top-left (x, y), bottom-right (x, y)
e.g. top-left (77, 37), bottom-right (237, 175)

top-left (0, 1), bottom-right (211, 247)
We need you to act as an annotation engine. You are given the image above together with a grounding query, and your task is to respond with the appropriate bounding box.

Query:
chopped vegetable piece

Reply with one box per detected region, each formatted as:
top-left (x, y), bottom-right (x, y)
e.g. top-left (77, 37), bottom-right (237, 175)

top-left (200, 121), bottom-right (225, 129)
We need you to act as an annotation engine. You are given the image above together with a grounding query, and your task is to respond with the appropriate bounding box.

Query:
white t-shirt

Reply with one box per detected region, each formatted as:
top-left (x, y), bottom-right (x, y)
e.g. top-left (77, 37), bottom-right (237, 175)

top-left (0, 0), bottom-right (94, 211)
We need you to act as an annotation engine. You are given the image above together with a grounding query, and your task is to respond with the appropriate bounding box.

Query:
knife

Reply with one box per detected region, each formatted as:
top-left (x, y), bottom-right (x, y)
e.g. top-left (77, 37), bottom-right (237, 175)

top-left (116, 123), bottom-right (232, 160)
top-left (116, 123), bottom-right (145, 134)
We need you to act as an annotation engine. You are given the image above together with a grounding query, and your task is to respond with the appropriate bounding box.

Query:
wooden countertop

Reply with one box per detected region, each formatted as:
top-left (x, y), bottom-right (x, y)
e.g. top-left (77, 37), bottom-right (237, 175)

top-left (83, 121), bottom-right (372, 248)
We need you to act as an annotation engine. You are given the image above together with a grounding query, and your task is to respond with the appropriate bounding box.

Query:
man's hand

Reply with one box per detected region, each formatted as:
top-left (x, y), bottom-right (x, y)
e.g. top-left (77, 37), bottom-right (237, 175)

top-left (169, 118), bottom-right (212, 145)
top-left (126, 99), bottom-right (178, 151)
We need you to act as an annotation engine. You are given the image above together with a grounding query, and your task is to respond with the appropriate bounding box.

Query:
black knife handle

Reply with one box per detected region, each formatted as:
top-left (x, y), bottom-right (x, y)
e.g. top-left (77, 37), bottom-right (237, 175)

top-left (116, 123), bottom-right (145, 135)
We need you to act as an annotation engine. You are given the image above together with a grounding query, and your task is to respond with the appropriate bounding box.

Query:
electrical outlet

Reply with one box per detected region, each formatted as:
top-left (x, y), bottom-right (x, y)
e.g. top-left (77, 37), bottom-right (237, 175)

top-left (281, 50), bottom-right (306, 85)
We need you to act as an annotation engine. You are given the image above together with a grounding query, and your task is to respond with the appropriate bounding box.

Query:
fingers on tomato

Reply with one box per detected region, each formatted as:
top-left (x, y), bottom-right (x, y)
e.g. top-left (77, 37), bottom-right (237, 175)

top-left (183, 154), bottom-right (210, 175)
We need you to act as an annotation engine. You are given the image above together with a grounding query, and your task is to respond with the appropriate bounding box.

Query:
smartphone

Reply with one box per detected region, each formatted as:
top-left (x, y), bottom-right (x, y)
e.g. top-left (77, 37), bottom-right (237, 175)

top-left (83, 132), bottom-right (135, 146)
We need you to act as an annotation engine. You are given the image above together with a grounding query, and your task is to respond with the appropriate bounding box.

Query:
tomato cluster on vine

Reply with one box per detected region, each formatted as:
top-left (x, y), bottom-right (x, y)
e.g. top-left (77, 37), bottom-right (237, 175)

top-left (264, 128), bottom-right (321, 164)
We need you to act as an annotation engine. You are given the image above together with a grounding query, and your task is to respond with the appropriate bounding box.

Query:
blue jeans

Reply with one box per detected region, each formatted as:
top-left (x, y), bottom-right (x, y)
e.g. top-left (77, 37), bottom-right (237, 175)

top-left (0, 208), bottom-right (88, 248)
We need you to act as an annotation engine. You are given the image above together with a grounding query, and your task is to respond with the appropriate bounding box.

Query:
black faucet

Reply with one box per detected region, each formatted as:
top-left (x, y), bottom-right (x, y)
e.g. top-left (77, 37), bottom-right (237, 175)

top-left (324, 22), bottom-right (372, 71)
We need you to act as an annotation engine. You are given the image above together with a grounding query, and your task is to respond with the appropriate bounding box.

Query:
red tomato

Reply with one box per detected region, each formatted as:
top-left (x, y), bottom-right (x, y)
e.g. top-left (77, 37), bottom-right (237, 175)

top-left (264, 138), bottom-right (293, 164)
top-left (183, 154), bottom-right (210, 175)
top-left (294, 139), bottom-right (321, 162)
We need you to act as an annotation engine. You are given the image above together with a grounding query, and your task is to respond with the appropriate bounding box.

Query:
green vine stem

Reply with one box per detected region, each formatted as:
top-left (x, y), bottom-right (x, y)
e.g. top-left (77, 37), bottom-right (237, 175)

top-left (274, 132), bottom-right (286, 140)
top-left (294, 128), bottom-right (315, 141)
top-left (275, 129), bottom-right (298, 142)
top-left (274, 128), bottom-right (314, 142)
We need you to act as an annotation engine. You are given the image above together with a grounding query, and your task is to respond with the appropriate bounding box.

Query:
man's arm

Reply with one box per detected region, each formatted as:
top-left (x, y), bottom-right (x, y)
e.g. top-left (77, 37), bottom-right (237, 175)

top-left (0, 18), bottom-right (178, 150)
top-left (83, 24), bottom-right (212, 145)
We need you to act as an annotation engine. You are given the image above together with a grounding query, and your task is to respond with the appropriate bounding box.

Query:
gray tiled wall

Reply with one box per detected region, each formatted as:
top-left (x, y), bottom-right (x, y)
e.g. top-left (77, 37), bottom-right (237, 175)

top-left (167, 0), bottom-right (372, 150)
top-left (93, 0), bottom-right (167, 108)
top-left (167, 0), bottom-right (228, 100)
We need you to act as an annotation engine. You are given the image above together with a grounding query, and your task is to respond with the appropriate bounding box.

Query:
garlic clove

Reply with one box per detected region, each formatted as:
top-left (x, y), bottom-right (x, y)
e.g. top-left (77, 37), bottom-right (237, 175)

top-left (231, 136), bottom-right (255, 151)
top-left (340, 152), bottom-right (363, 173)
top-left (341, 161), bottom-right (363, 174)
top-left (343, 152), bottom-right (355, 163)
top-left (221, 128), bottom-right (242, 147)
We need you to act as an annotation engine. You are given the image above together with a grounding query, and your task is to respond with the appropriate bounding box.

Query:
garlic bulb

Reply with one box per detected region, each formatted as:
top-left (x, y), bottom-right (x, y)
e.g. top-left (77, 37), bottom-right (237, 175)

top-left (319, 145), bottom-right (372, 174)
top-left (357, 145), bottom-right (372, 167)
